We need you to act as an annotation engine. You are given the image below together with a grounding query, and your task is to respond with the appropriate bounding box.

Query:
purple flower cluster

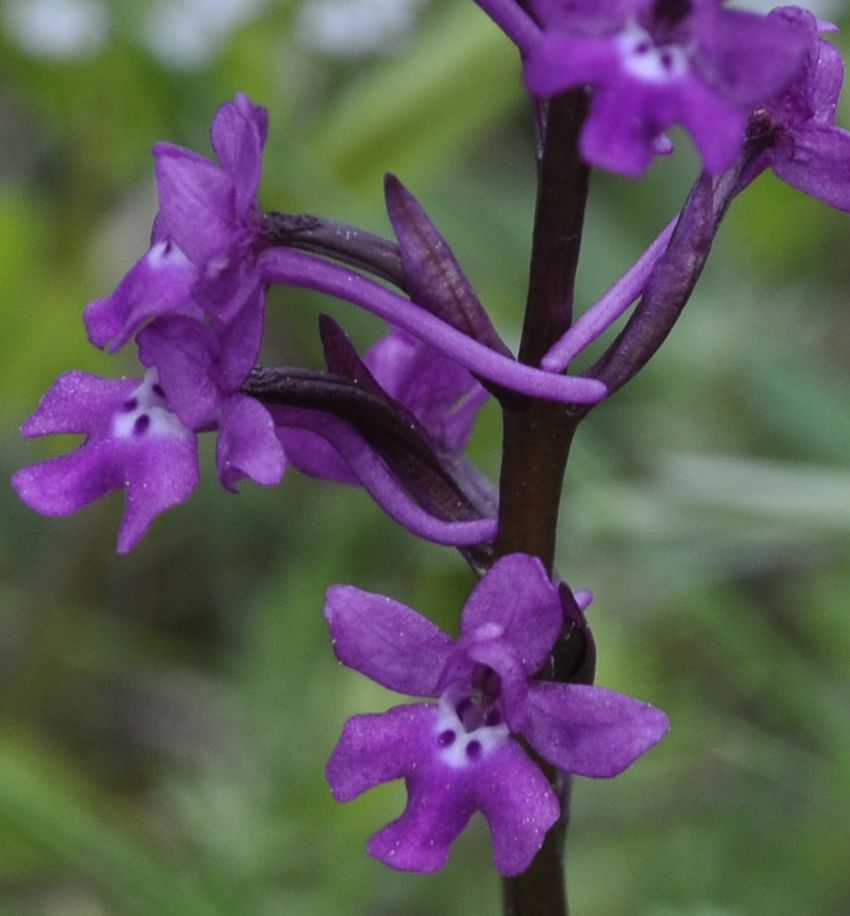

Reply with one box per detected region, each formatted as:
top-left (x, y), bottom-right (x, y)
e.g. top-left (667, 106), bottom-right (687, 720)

top-left (472, 0), bottom-right (850, 193)
top-left (13, 2), bottom-right (850, 886)
top-left (12, 92), bottom-right (613, 552)
top-left (14, 94), bottom-right (283, 551)
top-left (326, 555), bottom-right (668, 874)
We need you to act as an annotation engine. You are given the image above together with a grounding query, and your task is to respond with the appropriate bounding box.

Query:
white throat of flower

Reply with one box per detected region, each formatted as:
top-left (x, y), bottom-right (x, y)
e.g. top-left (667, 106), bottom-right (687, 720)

top-left (112, 369), bottom-right (191, 441)
top-left (434, 689), bottom-right (509, 769)
top-left (617, 21), bottom-right (689, 84)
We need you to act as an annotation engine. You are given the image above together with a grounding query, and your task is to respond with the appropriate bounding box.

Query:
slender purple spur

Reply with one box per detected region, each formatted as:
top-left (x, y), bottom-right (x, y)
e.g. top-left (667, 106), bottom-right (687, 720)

top-left (325, 554), bottom-right (669, 875)
top-left (259, 248), bottom-right (608, 404)
top-left (542, 215), bottom-right (677, 372)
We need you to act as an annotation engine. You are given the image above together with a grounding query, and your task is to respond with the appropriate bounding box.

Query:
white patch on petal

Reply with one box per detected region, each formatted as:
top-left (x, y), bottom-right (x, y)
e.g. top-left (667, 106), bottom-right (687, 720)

top-left (470, 622), bottom-right (505, 642)
top-left (618, 23), bottom-right (688, 85)
top-left (146, 239), bottom-right (192, 271)
top-left (435, 692), bottom-right (509, 769)
top-left (112, 370), bottom-right (192, 442)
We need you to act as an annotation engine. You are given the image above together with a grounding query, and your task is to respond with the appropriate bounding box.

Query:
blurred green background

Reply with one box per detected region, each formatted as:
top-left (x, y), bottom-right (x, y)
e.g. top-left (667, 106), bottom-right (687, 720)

top-left (2, 1), bottom-right (850, 913)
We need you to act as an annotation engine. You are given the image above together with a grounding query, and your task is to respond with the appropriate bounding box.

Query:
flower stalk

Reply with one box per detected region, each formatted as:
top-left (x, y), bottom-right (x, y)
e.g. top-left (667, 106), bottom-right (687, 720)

top-left (496, 87), bottom-right (591, 916)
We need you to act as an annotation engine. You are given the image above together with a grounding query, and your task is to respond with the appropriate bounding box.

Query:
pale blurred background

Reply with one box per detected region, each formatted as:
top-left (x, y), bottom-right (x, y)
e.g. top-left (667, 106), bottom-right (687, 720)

top-left (1, 1), bottom-right (850, 914)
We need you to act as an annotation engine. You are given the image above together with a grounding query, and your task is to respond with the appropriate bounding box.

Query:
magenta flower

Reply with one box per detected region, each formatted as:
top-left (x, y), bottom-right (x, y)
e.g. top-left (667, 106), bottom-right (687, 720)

top-left (325, 554), bottom-right (669, 875)
top-left (84, 93), bottom-right (269, 351)
top-left (524, 0), bottom-right (806, 177)
top-left (136, 293), bottom-right (285, 491)
top-left (750, 7), bottom-right (850, 211)
top-left (11, 370), bottom-right (199, 553)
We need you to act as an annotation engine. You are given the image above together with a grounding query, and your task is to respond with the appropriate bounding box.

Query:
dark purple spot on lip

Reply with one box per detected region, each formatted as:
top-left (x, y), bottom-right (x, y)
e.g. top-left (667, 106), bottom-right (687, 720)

top-left (635, 41), bottom-right (651, 54)
top-left (437, 730), bottom-right (456, 747)
top-left (152, 383), bottom-right (166, 398)
top-left (660, 50), bottom-right (673, 69)
top-left (466, 741), bottom-right (482, 760)
top-left (122, 398), bottom-right (138, 412)
top-left (485, 709), bottom-right (502, 727)
top-left (133, 414), bottom-right (151, 435)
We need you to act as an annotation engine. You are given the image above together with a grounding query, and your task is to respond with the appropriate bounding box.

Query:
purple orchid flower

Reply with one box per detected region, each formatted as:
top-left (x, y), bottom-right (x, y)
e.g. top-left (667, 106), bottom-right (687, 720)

top-left (524, 0), bottom-right (806, 177)
top-left (325, 553), bottom-right (669, 875)
top-left (11, 369), bottom-right (199, 554)
top-left (747, 7), bottom-right (850, 211)
top-left (136, 292), bottom-right (285, 492)
top-left (84, 93), bottom-right (269, 351)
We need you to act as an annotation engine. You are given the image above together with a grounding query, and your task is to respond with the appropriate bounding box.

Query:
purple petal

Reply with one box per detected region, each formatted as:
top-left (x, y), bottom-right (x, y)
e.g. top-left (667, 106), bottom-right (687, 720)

top-left (325, 585), bottom-right (454, 696)
top-left (474, 740), bottom-right (559, 876)
top-left (677, 74), bottom-right (745, 175)
top-left (136, 317), bottom-right (221, 430)
top-left (216, 394), bottom-right (286, 491)
top-left (772, 125), bottom-right (850, 211)
top-left (276, 427), bottom-right (359, 485)
top-left (524, 32), bottom-right (618, 98)
top-left (574, 588), bottom-right (593, 611)
top-left (808, 38), bottom-right (844, 125)
top-left (19, 371), bottom-right (135, 437)
top-left (461, 554), bottom-right (561, 676)
top-left (153, 143), bottom-right (235, 266)
top-left (365, 330), bottom-right (487, 452)
top-left (326, 704), bottom-right (436, 802)
top-left (523, 682), bottom-right (669, 778)
top-left (210, 94), bottom-right (267, 218)
top-left (13, 440), bottom-right (129, 518)
top-left (213, 285), bottom-right (265, 392)
top-left (367, 755), bottom-right (477, 873)
top-left (118, 434), bottom-right (200, 553)
top-left (706, 8), bottom-right (807, 107)
top-left (580, 82), bottom-right (657, 178)
top-left (84, 241), bottom-right (200, 351)
top-left (459, 636), bottom-right (530, 732)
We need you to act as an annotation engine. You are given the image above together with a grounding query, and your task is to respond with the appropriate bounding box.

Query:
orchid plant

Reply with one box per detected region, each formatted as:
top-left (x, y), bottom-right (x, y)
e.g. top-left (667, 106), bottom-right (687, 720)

top-left (11, 2), bottom-right (850, 914)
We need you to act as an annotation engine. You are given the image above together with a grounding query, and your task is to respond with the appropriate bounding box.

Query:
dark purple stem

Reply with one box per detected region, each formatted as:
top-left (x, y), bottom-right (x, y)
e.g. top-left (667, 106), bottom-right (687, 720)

top-left (497, 87), bottom-right (591, 916)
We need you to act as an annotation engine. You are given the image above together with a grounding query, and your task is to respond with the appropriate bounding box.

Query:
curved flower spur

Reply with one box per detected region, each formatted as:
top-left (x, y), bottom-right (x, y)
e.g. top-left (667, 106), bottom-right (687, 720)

top-left (325, 554), bottom-right (668, 874)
